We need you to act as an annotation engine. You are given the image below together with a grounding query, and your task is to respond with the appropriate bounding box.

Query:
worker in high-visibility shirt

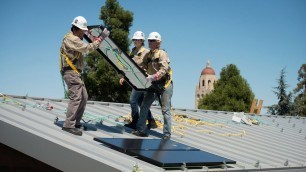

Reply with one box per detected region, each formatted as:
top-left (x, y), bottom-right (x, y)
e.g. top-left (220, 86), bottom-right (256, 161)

top-left (119, 31), bottom-right (157, 130)
top-left (60, 16), bottom-right (109, 136)
top-left (132, 32), bottom-right (173, 140)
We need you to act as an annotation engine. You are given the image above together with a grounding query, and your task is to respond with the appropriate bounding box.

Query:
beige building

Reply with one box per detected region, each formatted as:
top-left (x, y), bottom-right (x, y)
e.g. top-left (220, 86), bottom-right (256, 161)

top-left (195, 61), bottom-right (218, 109)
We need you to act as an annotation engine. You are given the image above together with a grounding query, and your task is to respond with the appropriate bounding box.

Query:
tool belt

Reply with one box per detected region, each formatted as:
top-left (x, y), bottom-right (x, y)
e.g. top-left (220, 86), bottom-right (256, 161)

top-left (148, 82), bottom-right (165, 94)
top-left (148, 73), bottom-right (172, 94)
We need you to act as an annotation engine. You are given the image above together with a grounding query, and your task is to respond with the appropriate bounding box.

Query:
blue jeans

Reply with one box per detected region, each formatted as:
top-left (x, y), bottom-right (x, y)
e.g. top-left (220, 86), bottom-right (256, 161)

top-left (130, 89), bottom-right (153, 121)
top-left (136, 82), bottom-right (173, 136)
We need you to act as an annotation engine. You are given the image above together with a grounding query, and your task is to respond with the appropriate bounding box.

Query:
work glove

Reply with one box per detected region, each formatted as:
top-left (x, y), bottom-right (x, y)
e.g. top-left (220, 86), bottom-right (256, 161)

top-left (101, 28), bottom-right (110, 39)
top-left (94, 37), bottom-right (102, 43)
top-left (119, 78), bottom-right (125, 85)
top-left (146, 74), bottom-right (157, 83)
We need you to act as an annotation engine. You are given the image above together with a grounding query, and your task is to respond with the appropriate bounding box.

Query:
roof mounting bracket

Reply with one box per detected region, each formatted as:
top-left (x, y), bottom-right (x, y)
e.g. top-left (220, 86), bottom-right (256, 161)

top-left (22, 104), bottom-right (26, 111)
top-left (201, 166), bottom-right (209, 171)
top-left (284, 159), bottom-right (289, 166)
top-left (221, 161), bottom-right (228, 170)
top-left (181, 162), bottom-right (186, 171)
top-left (254, 160), bottom-right (260, 168)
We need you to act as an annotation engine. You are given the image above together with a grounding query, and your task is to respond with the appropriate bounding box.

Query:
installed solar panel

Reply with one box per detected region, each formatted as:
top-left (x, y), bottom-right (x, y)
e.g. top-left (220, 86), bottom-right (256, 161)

top-left (128, 150), bottom-right (236, 167)
top-left (94, 138), bottom-right (236, 168)
top-left (94, 138), bottom-right (199, 152)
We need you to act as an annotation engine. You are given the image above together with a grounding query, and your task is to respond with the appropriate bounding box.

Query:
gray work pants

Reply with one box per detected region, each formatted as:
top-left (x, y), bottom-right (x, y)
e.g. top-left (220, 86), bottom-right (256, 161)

top-left (63, 71), bottom-right (88, 128)
top-left (137, 82), bottom-right (173, 136)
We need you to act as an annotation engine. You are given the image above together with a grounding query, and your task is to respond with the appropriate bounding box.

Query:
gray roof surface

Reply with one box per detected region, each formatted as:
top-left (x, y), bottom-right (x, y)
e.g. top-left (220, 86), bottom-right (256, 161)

top-left (0, 94), bottom-right (306, 172)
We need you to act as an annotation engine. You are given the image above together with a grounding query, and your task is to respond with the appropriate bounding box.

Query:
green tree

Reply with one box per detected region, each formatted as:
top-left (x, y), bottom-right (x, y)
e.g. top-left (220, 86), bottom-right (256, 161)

top-left (83, 52), bottom-right (130, 102)
top-left (267, 104), bottom-right (278, 115)
top-left (83, 0), bottom-right (133, 103)
top-left (268, 68), bottom-right (291, 115)
top-left (198, 64), bottom-right (255, 112)
top-left (293, 64), bottom-right (306, 116)
top-left (100, 0), bottom-right (133, 53)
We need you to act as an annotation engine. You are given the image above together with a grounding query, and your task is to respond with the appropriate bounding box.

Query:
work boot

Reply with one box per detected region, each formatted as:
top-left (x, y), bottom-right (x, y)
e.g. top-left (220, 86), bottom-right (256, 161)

top-left (132, 130), bottom-right (148, 137)
top-left (62, 127), bottom-right (82, 136)
top-left (124, 116), bottom-right (138, 129)
top-left (147, 118), bottom-right (158, 129)
top-left (162, 135), bottom-right (171, 140)
top-left (75, 124), bottom-right (87, 131)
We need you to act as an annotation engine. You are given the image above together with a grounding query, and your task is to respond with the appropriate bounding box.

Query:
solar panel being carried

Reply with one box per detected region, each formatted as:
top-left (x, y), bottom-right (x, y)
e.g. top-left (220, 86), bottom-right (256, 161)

top-left (84, 25), bottom-right (152, 91)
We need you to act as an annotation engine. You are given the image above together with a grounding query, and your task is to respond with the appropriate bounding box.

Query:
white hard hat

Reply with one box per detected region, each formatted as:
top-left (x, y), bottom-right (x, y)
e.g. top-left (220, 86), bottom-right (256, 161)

top-left (147, 32), bottom-right (161, 41)
top-left (71, 16), bottom-right (88, 31)
top-left (132, 31), bottom-right (145, 40)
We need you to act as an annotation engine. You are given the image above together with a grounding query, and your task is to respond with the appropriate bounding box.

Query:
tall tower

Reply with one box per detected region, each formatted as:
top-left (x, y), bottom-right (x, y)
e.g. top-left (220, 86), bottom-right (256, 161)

top-left (195, 61), bottom-right (218, 109)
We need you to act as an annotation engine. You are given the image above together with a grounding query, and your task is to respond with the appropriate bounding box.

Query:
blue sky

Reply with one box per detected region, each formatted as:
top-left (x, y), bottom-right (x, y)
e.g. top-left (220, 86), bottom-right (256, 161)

top-left (1, 0), bottom-right (305, 114)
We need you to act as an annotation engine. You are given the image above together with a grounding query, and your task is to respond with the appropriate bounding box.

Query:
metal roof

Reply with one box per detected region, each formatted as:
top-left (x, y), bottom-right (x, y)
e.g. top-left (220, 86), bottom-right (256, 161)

top-left (1, 94), bottom-right (306, 172)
